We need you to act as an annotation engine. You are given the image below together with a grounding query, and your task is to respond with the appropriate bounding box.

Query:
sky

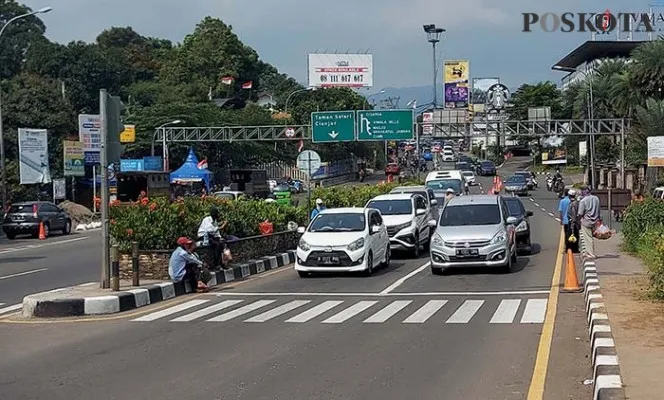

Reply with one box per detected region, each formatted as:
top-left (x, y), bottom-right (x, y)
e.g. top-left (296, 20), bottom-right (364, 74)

top-left (22, 0), bottom-right (660, 93)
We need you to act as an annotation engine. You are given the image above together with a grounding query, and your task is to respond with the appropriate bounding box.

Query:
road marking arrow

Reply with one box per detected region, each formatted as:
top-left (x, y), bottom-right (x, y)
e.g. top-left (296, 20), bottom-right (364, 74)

top-left (329, 131), bottom-right (339, 139)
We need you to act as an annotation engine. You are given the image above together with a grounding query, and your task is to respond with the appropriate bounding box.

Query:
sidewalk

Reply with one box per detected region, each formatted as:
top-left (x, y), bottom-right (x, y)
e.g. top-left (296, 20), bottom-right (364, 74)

top-left (594, 235), bottom-right (664, 399)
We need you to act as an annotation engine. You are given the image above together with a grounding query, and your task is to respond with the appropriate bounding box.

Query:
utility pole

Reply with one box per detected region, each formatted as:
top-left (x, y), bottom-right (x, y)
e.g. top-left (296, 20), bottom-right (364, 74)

top-left (100, 90), bottom-right (109, 288)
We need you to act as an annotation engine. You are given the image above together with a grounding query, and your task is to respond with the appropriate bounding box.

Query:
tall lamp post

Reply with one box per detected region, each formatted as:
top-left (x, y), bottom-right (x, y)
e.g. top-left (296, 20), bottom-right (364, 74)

top-left (150, 120), bottom-right (182, 172)
top-left (0, 6), bottom-right (52, 210)
top-left (553, 65), bottom-right (596, 188)
top-left (284, 87), bottom-right (313, 116)
top-left (423, 24), bottom-right (445, 108)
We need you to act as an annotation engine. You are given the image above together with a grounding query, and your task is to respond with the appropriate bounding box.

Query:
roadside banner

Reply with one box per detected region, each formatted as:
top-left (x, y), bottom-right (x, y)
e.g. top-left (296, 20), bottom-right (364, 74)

top-left (63, 140), bottom-right (85, 176)
top-left (78, 114), bottom-right (101, 152)
top-left (471, 77), bottom-right (500, 107)
top-left (647, 137), bottom-right (664, 166)
top-left (444, 60), bottom-right (470, 108)
top-left (53, 178), bottom-right (66, 200)
top-left (18, 128), bottom-right (51, 184)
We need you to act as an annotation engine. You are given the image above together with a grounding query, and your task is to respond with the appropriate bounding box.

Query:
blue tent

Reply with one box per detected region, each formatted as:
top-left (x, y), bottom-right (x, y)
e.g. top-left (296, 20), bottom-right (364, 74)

top-left (170, 148), bottom-right (213, 190)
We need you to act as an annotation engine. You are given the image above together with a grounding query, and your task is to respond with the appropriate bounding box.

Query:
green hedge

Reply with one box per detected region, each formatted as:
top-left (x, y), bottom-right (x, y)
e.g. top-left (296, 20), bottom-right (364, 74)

top-left (311, 179), bottom-right (424, 208)
top-left (109, 196), bottom-right (307, 251)
top-left (622, 198), bottom-right (664, 299)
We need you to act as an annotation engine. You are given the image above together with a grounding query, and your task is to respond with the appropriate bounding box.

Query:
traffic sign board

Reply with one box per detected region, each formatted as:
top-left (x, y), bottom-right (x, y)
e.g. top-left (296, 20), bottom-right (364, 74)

top-left (311, 111), bottom-right (355, 143)
top-left (297, 150), bottom-right (321, 175)
top-left (357, 109), bottom-right (414, 141)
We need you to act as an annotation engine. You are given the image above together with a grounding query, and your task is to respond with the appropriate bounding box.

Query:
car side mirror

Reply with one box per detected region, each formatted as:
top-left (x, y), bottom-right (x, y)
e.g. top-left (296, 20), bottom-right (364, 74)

top-left (416, 208), bottom-right (427, 216)
top-left (427, 219), bottom-right (437, 228)
top-left (526, 211), bottom-right (534, 217)
top-left (371, 225), bottom-right (381, 234)
top-left (430, 199), bottom-right (438, 206)
top-left (506, 216), bottom-right (518, 225)
top-left (296, 226), bottom-right (306, 234)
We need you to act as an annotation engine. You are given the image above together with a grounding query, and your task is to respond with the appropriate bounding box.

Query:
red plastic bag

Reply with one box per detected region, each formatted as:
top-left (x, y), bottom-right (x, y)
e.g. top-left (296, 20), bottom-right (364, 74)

top-left (259, 220), bottom-right (273, 235)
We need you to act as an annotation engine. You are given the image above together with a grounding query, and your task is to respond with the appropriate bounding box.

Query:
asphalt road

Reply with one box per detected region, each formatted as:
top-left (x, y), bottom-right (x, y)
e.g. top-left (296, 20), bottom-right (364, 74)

top-left (0, 230), bottom-right (102, 309)
top-left (0, 169), bottom-right (591, 400)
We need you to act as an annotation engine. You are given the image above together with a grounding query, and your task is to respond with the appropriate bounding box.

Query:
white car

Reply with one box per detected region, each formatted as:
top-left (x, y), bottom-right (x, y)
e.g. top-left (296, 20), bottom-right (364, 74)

top-left (461, 170), bottom-right (476, 185)
top-left (295, 207), bottom-right (390, 277)
top-left (366, 193), bottom-right (436, 257)
top-left (442, 150), bottom-right (455, 162)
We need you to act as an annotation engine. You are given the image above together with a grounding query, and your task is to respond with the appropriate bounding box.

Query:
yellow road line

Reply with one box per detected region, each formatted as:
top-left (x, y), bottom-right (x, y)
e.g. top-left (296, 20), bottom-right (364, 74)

top-left (0, 265), bottom-right (291, 324)
top-left (526, 228), bottom-right (565, 399)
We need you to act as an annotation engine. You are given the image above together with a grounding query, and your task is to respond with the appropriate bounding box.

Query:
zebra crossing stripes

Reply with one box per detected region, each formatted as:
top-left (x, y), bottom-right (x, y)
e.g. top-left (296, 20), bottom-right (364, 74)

top-left (285, 301), bottom-right (343, 323)
top-left (131, 297), bottom-right (549, 325)
top-left (402, 300), bottom-right (447, 323)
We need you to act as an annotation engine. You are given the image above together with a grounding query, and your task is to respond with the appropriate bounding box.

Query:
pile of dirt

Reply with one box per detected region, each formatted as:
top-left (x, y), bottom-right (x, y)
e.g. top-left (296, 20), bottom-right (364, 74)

top-left (60, 201), bottom-right (98, 225)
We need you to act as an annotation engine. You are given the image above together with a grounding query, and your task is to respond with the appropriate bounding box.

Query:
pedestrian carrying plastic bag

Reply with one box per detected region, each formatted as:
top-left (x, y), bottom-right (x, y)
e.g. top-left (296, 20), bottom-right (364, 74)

top-left (593, 219), bottom-right (612, 240)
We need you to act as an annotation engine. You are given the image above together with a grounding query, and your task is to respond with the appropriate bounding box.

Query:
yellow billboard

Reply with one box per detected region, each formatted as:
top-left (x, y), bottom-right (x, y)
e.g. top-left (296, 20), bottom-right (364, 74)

top-left (120, 124), bottom-right (136, 143)
top-left (443, 60), bottom-right (470, 107)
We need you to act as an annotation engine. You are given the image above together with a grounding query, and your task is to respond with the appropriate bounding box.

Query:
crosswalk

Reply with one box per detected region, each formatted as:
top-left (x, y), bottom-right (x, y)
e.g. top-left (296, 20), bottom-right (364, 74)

top-left (0, 303), bottom-right (22, 316)
top-left (131, 297), bottom-right (549, 326)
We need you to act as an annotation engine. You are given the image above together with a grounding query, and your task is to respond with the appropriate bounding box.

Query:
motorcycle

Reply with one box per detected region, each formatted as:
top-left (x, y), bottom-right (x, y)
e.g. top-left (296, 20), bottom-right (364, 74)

top-left (546, 177), bottom-right (553, 191)
top-left (553, 180), bottom-right (565, 198)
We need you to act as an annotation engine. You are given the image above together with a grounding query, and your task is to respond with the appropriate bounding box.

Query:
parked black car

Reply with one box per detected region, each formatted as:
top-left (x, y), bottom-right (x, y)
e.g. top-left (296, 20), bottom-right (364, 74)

top-left (2, 201), bottom-right (72, 239)
top-left (476, 160), bottom-right (496, 176)
top-left (502, 196), bottom-right (533, 254)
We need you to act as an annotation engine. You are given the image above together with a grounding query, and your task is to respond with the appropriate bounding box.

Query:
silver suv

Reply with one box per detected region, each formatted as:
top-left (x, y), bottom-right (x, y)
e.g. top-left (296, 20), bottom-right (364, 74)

top-left (428, 195), bottom-right (518, 274)
top-left (366, 193), bottom-right (436, 257)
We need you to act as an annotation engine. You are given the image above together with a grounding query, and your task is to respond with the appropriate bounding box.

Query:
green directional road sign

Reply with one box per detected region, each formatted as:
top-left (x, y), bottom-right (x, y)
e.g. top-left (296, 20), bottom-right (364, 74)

top-left (356, 109), bottom-right (414, 141)
top-left (311, 111), bottom-right (356, 143)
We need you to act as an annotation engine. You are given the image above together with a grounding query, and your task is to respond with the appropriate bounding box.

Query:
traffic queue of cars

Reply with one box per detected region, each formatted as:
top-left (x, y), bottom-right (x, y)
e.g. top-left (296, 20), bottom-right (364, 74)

top-left (295, 169), bottom-right (535, 277)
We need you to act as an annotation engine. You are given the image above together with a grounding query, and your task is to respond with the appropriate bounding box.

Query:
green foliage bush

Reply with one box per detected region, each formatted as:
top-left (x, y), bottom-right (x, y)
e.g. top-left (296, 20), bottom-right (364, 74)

top-left (622, 198), bottom-right (664, 298)
top-left (109, 196), bottom-right (307, 251)
top-left (311, 180), bottom-right (424, 208)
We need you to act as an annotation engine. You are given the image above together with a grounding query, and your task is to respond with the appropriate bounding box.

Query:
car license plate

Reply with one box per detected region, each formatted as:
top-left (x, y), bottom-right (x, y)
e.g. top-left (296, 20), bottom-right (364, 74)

top-left (456, 249), bottom-right (479, 257)
top-left (318, 256), bottom-right (340, 265)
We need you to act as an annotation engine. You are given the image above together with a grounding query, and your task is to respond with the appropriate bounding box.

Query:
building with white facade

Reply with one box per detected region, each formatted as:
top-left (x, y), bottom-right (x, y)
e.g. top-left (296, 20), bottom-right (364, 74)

top-left (552, 41), bottom-right (646, 90)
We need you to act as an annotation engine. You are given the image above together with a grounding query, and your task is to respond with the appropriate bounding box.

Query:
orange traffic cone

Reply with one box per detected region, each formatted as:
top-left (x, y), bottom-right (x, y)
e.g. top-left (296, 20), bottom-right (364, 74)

top-left (38, 222), bottom-right (46, 240)
top-left (561, 249), bottom-right (582, 292)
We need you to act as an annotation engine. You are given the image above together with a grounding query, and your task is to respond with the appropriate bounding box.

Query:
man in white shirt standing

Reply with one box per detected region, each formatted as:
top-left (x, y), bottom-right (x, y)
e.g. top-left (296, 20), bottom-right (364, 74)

top-left (197, 206), bottom-right (227, 268)
top-left (577, 186), bottom-right (601, 259)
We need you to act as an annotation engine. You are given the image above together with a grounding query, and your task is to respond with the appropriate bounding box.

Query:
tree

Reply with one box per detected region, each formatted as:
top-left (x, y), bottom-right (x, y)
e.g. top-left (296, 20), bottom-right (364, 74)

top-left (629, 40), bottom-right (664, 100)
top-left (0, 0), bottom-right (48, 80)
top-left (508, 82), bottom-right (566, 120)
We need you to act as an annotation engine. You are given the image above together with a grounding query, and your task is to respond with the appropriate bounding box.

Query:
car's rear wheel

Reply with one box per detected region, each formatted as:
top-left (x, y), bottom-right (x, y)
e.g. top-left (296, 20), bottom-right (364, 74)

top-left (381, 246), bottom-right (391, 268)
top-left (364, 252), bottom-right (374, 276)
top-left (4, 232), bottom-right (16, 240)
top-left (62, 220), bottom-right (72, 235)
top-left (412, 237), bottom-right (420, 258)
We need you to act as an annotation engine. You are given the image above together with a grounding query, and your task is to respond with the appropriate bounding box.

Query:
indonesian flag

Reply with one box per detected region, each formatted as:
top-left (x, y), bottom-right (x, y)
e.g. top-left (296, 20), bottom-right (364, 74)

top-left (197, 158), bottom-right (208, 170)
top-left (221, 76), bottom-right (233, 85)
top-left (242, 81), bottom-right (253, 89)
top-left (297, 139), bottom-right (304, 153)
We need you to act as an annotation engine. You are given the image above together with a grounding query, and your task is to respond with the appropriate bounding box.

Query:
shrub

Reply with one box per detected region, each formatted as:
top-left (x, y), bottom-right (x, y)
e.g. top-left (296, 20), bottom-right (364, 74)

top-left (622, 198), bottom-right (664, 252)
top-left (311, 179), bottom-right (424, 208)
top-left (109, 196), bottom-right (307, 251)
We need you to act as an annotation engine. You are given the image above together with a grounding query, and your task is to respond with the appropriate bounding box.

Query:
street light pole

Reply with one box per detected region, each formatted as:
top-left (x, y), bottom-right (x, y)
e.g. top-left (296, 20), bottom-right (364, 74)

top-left (552, 66), bottom-right (596, 188)
top-left (0, 6), bottom-right (52, 210)
top-left (423, 24), bottom-right (445, 108)
top-left (152, 120), bottom-right (182, 172)
top-left (284, 87), bottom-right (313, 117)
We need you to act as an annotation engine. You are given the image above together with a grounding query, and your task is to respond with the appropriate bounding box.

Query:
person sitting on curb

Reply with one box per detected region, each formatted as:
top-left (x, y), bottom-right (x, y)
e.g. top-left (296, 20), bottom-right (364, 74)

top-left (168, 237), bottom-right (208, 293)
top-left (197, 206), bottom-right (227, 269)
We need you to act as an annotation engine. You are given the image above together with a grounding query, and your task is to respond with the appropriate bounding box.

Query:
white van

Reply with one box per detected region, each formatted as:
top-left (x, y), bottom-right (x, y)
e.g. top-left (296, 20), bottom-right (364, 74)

top-left (425, 171), bottom-right (467, 195)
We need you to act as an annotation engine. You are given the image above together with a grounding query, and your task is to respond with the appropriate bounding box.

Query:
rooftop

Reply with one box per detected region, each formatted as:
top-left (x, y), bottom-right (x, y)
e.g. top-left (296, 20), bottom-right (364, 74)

top-left (552, 40), bottom-right (646, 70)
top-left (319, 207), bottom-right (365, 214)
top-left (370, 193), bottom-right (416, 201)
top-left (448, 195), bottom-right (498, 206)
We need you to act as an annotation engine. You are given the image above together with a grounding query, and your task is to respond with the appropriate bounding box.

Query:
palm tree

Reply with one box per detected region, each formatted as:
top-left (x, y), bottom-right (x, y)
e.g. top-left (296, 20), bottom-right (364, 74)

top-left (629, 39), bottom-right (664, 100)
top-left (628, 98), bottom-right (664, 165)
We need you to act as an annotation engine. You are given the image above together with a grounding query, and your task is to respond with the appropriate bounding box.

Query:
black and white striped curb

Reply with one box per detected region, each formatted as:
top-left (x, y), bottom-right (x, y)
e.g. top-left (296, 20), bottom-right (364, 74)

top-left (21, 251), bottom-right (296, 318)
top-left (583, 260), bottom-right (626, 400)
